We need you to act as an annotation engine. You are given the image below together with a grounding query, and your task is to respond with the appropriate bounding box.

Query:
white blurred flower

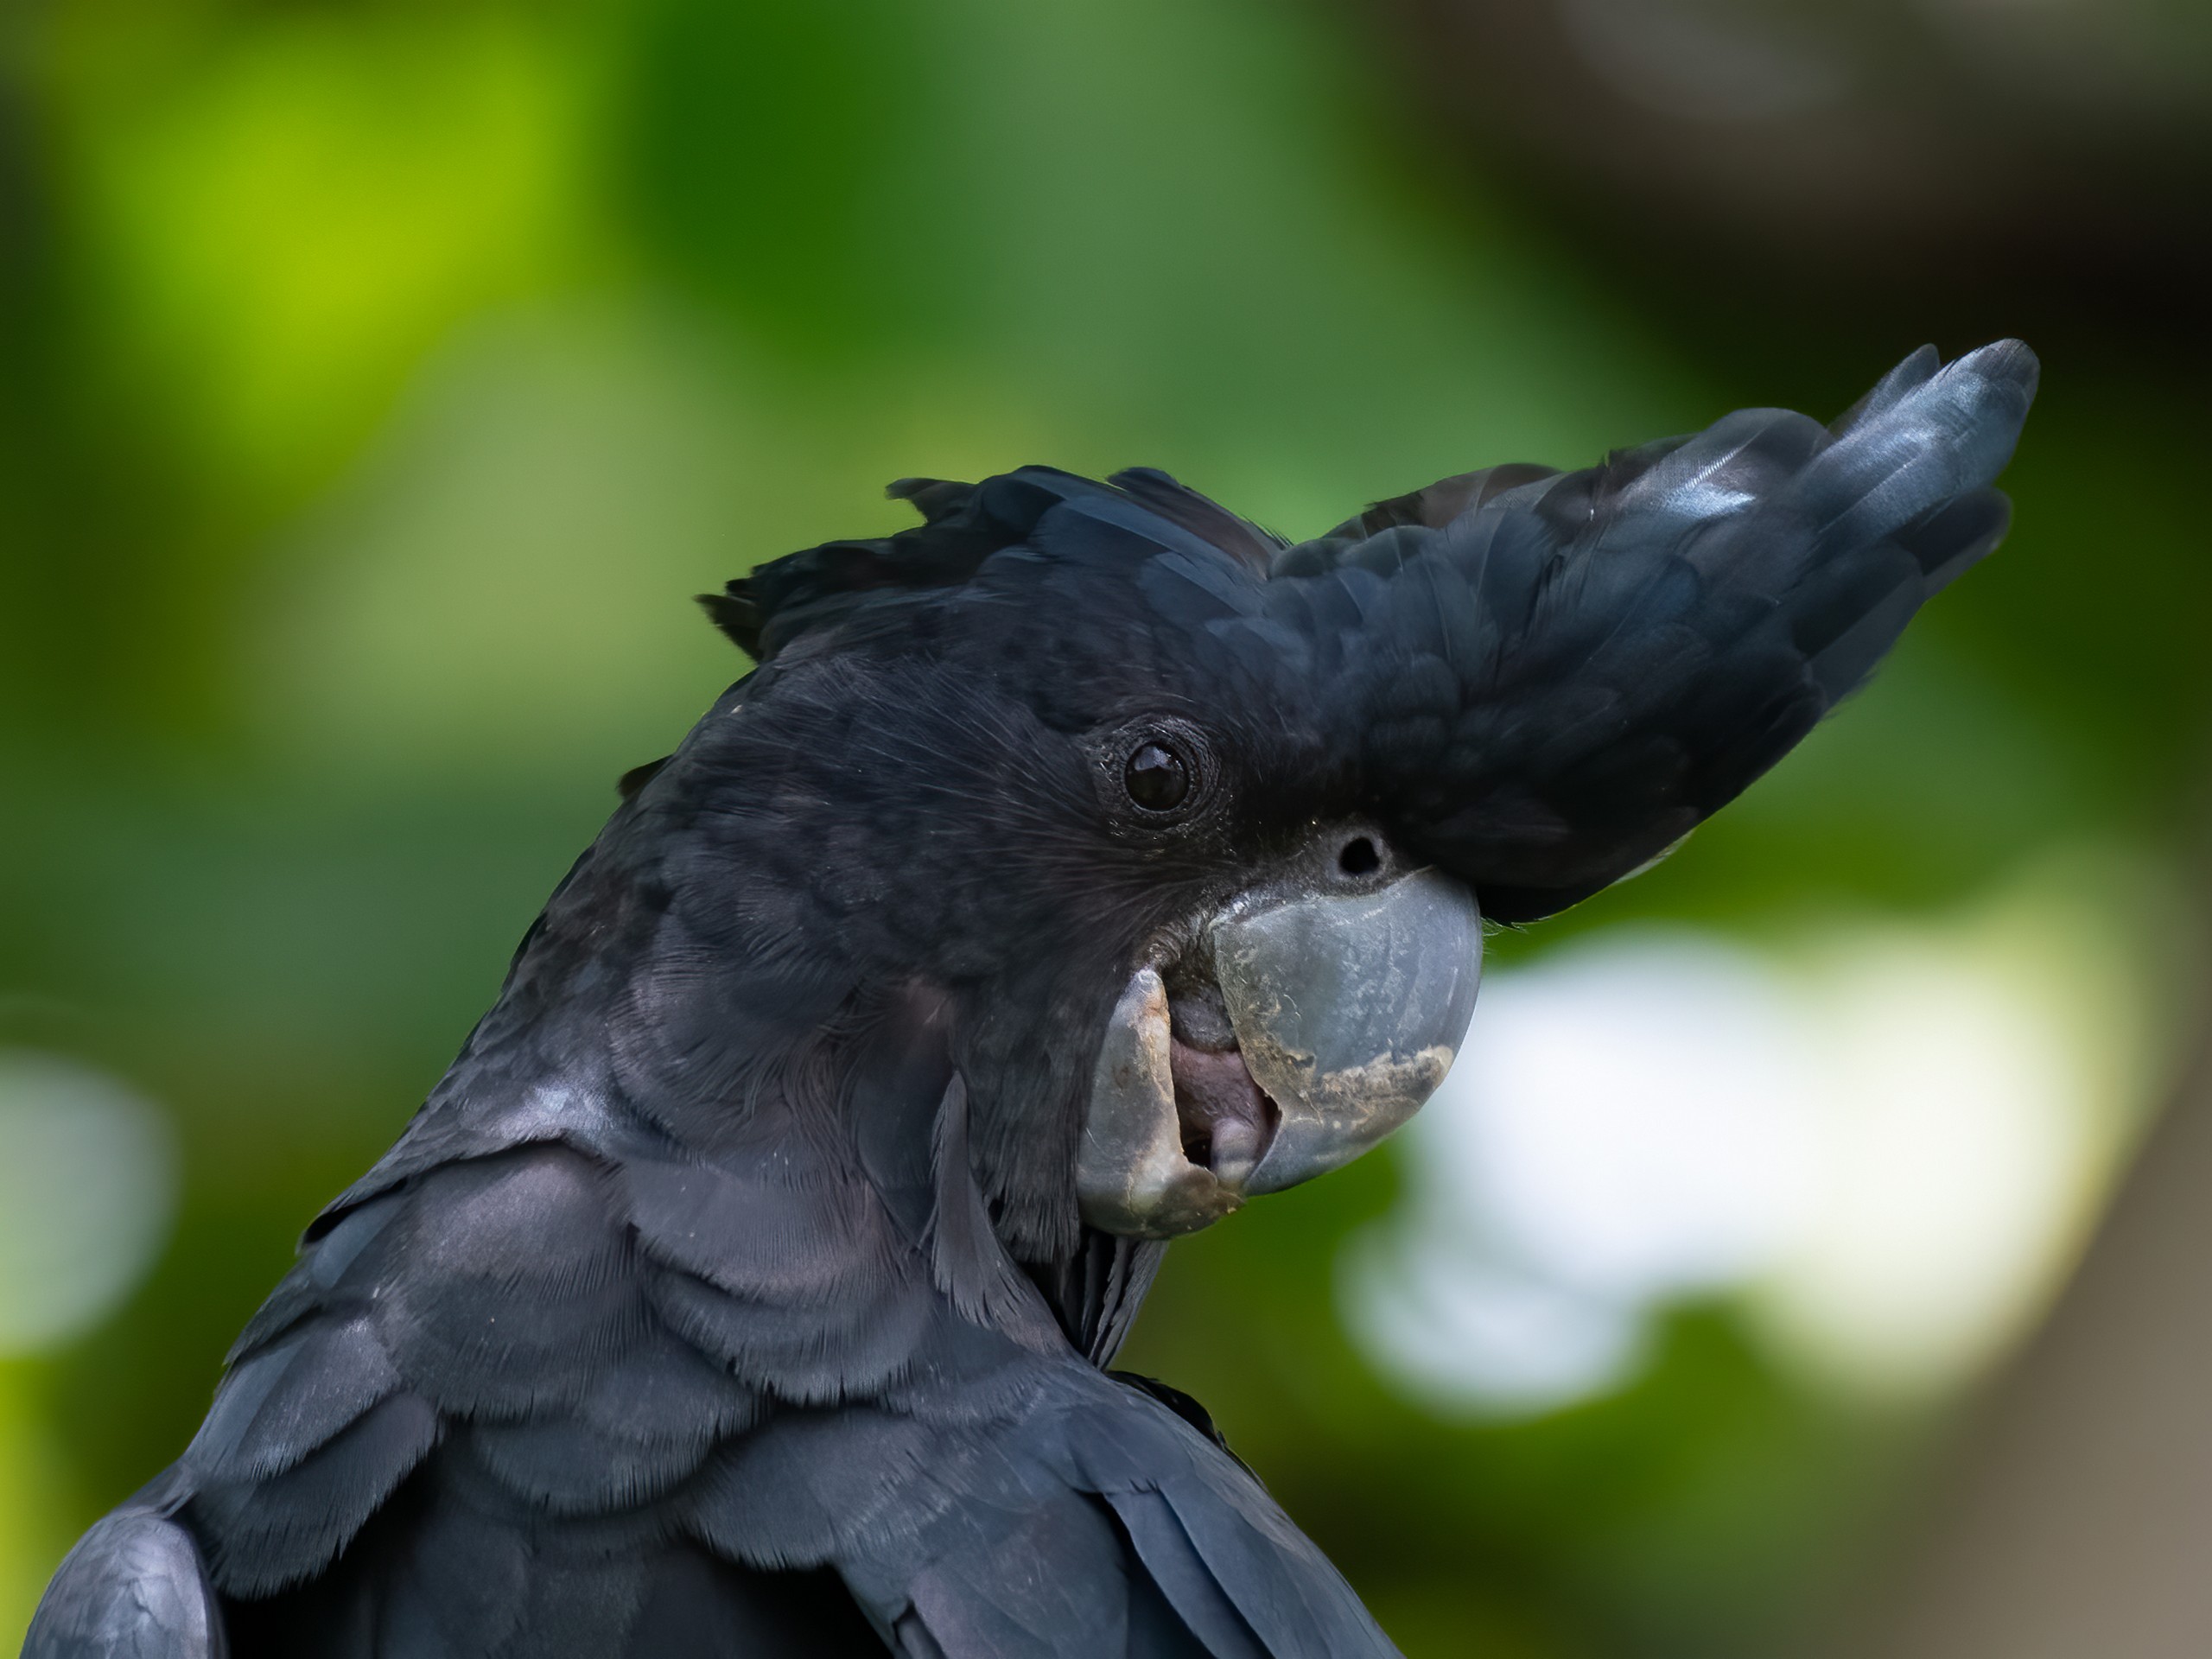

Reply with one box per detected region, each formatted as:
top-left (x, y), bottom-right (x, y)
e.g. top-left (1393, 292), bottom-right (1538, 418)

top-left (1342, 861), bottom-right (2159, 1416)
top-left (0, 1052), bottom-right (180, 1356)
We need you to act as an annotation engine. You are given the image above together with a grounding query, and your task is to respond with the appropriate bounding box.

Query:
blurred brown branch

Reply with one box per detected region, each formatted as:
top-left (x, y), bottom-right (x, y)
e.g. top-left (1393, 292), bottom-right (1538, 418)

top-left (1853, 961), bottom-right (2212, 1658)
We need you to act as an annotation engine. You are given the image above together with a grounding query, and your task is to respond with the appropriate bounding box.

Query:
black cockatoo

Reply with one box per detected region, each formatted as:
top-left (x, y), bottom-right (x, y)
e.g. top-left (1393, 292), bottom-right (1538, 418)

top-left (28, 341), bottom-right (2036, 1657)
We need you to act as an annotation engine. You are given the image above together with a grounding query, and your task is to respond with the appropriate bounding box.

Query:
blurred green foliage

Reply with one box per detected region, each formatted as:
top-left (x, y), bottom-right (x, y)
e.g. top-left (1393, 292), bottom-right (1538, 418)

top-left (2, 0), bottom-right (2207, 1654)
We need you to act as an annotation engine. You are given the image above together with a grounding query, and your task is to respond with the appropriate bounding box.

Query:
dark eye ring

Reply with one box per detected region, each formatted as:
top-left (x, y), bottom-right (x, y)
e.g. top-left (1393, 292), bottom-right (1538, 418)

top-left (1122, 740), bottom-right (1192, 812)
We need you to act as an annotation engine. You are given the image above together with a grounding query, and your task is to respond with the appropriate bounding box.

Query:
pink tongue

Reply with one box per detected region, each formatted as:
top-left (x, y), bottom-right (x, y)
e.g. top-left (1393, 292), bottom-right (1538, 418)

top-left (1167, 1037), bottom-right (1274, 1188)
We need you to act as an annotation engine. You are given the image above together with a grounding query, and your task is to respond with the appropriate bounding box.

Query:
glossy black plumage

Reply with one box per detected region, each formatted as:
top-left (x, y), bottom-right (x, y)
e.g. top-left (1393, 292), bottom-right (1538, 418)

top-left (28, 342), bottom-right (2035, 1658)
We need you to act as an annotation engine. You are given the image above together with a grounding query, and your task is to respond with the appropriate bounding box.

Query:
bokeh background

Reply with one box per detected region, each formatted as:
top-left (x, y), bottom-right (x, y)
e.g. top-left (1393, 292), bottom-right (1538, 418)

top-left (4, 0), bottom-right (2212, 1653)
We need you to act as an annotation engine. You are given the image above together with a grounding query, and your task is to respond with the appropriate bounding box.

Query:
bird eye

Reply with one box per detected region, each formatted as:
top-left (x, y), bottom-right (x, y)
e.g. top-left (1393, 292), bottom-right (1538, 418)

top-left (1122, 741), bottom-right (1191, 812)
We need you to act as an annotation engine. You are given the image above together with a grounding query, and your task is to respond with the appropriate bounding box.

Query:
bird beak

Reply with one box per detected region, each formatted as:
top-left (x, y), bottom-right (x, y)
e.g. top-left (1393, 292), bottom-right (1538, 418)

top-left (1077, 868), bottom-right (1483, 1238)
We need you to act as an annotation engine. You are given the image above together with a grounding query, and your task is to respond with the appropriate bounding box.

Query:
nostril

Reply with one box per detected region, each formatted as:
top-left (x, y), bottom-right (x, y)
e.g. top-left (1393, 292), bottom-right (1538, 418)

top-left (1338, 836), bottom-right (1381, 877)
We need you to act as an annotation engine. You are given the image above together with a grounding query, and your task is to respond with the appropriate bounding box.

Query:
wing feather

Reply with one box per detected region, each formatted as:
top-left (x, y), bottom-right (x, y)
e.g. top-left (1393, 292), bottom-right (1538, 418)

top-left (24, 1505), bottom-right (226, 1659)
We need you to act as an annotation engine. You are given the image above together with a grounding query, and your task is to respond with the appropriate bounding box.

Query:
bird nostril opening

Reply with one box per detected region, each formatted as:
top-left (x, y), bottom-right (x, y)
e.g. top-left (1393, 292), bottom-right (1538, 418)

top-left (1338, 836), bottom-right (1380, 877)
